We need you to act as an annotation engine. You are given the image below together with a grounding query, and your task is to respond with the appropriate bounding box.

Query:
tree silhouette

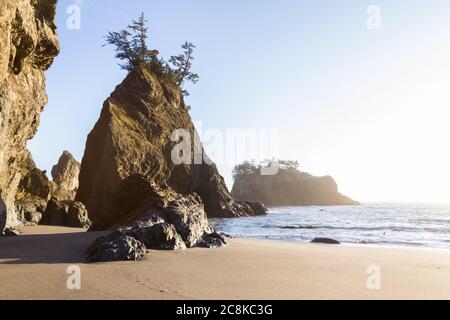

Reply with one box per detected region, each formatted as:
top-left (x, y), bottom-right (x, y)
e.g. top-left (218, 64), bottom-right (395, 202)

top-left (105, 14), bottom-right (200, 98)
top-left (104, 13), bottom-right (158, 71)
top-left (170, 42), bottom-right (200, 96)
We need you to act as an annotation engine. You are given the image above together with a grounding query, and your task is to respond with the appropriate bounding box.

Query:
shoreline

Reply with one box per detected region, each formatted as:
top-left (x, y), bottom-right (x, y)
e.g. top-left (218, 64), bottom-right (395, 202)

top-left (227, 236), bottom-right (450, 252)
top-left (212, 203), bottom-right (450, 252)
top-left (1, 226), bottom-right (450, 300)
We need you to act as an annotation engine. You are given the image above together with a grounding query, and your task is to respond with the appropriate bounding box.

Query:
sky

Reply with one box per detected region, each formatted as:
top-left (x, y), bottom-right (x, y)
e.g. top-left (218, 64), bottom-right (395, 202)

top-left (29, 0), bottom-right (450, 203)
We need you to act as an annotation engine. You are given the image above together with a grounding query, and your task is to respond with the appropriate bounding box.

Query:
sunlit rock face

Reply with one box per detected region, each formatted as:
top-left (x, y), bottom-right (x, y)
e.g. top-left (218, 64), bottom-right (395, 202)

top-left (76, 67), bottom-right (266, 231)
top-left (0, 0), bottom-right (59, 232)
top-left (51, 150), bottom-right (81, 201)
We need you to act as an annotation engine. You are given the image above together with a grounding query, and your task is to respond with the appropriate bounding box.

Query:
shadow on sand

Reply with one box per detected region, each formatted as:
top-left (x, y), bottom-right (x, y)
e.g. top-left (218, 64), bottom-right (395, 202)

top-left (0, 230), bottom-right (107, 265)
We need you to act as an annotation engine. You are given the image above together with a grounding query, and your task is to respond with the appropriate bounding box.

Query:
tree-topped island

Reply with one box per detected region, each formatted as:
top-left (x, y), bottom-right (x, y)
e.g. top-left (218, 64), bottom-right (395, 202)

top-left (231, 160), bottom-right (359, 207)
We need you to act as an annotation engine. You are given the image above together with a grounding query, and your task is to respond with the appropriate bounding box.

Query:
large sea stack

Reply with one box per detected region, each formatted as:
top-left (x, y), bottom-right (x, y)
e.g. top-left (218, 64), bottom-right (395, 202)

top-left (76, 67), bottom-right (266, 232)
top-left (232, 168), bottom-right (359, 207)
top-left (0, 0), bottom-right (59, 233)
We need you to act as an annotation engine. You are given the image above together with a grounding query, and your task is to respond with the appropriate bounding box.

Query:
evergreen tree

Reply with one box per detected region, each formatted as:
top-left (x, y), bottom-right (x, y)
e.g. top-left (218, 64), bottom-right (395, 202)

top-left (170, 41), bottom-right (200, 95)
top-left (105, 15), bottom-right (200, 99)
top-left (104, 13), bottom-right (158, 71)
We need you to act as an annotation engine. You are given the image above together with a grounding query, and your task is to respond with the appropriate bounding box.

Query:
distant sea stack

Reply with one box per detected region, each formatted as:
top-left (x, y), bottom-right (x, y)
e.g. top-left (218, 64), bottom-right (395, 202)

top-left (0, 0), bottom-right (59, 233)
top-left (76, 67), bottom-right (266, 231)
top-left (231, 162), bottom-right (359, 207)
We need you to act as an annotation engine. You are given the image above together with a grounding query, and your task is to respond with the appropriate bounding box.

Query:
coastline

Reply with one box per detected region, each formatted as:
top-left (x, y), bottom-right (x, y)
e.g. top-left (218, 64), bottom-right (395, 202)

top-left (1, 226), bottom-right (450, 300)
top-left (211, 203), bottom-right (450, 250)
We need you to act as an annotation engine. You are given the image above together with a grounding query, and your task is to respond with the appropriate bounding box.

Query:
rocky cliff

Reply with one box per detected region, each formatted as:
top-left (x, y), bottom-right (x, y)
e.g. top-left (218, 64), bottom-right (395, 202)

top-left (232, 169), bottom-right (359, 207)
top-left (76, 67), bottom-right (266, 231)
top-left (14, 150), bottom-right (51, 225)
top-left (12, 149), bottom-right (89, 228)
top-left (0, 0), bottom-right (59, 232)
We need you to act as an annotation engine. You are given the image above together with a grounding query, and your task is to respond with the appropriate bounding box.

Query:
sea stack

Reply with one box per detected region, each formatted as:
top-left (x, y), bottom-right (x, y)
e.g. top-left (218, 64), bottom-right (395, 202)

top-left (76, 66), bottom-right (266, 231)
top-left (0, 0), bottom-right (59, 233)
top-left (232, 165), bottom-right (359, 207)
top-left (51, 150), bottom-right (81, 201)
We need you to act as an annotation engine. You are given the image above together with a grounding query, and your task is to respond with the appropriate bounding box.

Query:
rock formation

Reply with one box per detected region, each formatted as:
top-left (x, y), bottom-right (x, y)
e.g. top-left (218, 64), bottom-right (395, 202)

top-left (11, 149), bottom-right (88, 228)
top-left (15, 150), bottom-right (51, 225)
top-left (0, 0), bottom-right (59, 233)
top-left (39, 150), bottom-right (89, 228)
top-left (311, 238), bottom-right (341, 245)
top-left (86, 232), bottom-right (148, 262)
top-left (2, 227), bottom-right (21, 237)
top-left (232, 168), bottom-right (359, 207)
top-left (66, 201), bottom-right (90, 228)
top-left (41, 198), bottom-right (69, 226)
top-left (41, 199), bottom-right (91, 228)
top-left (76, 67), bottom-right (266, 231)
top-left (51, 150), bottom-right (80, 201)
top-left (86, 177), bottom-right (227, 262)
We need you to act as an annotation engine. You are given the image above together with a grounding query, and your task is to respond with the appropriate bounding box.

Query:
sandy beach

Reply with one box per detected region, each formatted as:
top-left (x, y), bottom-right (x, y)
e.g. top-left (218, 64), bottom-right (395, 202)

top-left (1, 226), bottom-right (450, 300)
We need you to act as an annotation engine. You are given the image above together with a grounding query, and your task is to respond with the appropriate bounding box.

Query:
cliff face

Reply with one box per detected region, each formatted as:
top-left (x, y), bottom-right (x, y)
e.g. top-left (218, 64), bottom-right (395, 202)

top-left (0, 0), bottom-right (59, 232)
top-left (76, 67), bottom-right (266, 230)
top-left (231, 170), bottom-right (359, 207)
top-left (15, 150), bottom-right (51, 225)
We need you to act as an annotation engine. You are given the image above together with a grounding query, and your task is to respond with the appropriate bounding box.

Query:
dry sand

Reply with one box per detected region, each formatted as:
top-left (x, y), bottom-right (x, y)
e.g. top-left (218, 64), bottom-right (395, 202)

top-left (1, 226), bottom-right (450, 300)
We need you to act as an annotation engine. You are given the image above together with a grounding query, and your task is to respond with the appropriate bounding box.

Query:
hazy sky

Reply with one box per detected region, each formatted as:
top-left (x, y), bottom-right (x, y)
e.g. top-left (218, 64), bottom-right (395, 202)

top-left (29, 0), bottom-right (450, 203)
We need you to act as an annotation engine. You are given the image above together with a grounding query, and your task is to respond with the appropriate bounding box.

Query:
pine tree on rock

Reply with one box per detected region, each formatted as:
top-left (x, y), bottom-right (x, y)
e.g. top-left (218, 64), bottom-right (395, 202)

top-left (170, 42), bottom-right (200, 96)
top-left (104, 13), bottom-right (159, 71)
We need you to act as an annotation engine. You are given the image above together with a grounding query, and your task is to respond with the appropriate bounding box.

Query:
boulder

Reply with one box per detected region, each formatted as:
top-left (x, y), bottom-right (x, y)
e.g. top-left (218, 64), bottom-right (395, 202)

top-left (2, 227), bottom-right (21, 237)
top-left (0, 0), bottom-right (59, 233)
top-left (66, 201), bottom-right (91, 229)
top-left (41, 199), bottom-right (69, 226)
top-left (123, 223), bottom-right (186, 251)
top-left (197, 231), bottom-right (228, 248)
top-left (86, 231), bottom-right (147, 262)
top-left (311, 238), bottom-right (341, 245)
top-left (23, 211), bottom-right (43, 225)
top-left (76, 67), bottom-right (266, 231)
top-left (41, 199), bottom-right (91, 229)
top-left (51, 151), bottom-right (80, 201)
top-left (86, 177), bottom-right (227, 262)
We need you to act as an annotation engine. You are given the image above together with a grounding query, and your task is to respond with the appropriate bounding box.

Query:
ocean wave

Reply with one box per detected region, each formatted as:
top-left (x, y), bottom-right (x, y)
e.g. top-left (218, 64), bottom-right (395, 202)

top-left (264, 224), bottom-right (449, 233)
top-left (279, 225), bottom-right (316, 229)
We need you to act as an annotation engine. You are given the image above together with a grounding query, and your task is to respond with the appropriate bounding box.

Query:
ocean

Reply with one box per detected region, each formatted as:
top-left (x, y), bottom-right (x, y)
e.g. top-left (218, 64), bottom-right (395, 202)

top-left (210, 203), bottom-right (450, 249)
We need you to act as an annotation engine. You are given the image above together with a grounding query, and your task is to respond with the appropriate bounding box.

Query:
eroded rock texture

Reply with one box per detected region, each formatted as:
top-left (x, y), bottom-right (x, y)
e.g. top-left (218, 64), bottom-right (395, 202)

top-left (51, 150), bottom-right (80, 201)
top-left (15, 150), bottom-right (51, 225)
top-left (41, 199), bottom-right (91, 228)
top-left (86, 231), bottom-right (147, 262)
top-left (86, 177), bottom-right (227, 262)
top-left (0, 0), bottom-right (59, 232)
top-left (76, 67), bottom-right (266, 231)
